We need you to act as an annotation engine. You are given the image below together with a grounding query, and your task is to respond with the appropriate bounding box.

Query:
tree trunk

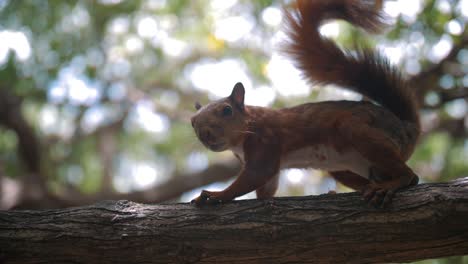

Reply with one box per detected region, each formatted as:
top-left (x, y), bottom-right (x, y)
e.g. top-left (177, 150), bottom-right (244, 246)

top-left (1, 178), bottom-right (468, 264)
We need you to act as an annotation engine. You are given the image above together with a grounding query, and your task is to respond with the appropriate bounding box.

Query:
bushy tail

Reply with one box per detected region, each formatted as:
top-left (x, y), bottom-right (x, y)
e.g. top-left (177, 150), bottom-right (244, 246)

top-left (282, 0), bottom-right (419, 128)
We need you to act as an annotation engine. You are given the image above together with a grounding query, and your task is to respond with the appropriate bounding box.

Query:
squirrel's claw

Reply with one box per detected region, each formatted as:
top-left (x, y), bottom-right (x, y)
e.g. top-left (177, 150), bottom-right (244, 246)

top-left (362, 183), bottom-right (395, 208)
top-left (191, 190), bottom-right (224, 206)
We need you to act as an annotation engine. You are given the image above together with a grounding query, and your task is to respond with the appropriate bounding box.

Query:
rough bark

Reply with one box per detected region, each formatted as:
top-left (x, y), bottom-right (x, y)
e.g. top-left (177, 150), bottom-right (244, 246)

top-left (1, 178), bottom-right (468, 264)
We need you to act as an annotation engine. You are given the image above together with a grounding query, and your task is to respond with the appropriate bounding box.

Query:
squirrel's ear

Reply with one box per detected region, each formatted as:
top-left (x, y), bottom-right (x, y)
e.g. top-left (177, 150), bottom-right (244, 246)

top-left (229, 82), bottom-right (245, 110)
top-left (195, 101), bottom-right (202, 110)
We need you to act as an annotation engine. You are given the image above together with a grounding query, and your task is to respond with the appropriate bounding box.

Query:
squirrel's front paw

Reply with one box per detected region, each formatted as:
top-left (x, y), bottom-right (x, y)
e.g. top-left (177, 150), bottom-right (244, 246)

top-left (191, 190), bottom-right (225, 206)
top-left (362, 182), bottom-right (395, 208)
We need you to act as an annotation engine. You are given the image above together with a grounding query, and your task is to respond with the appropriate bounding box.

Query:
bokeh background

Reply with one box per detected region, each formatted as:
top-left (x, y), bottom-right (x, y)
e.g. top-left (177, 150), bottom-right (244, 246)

top-left (0, 0), bottom-right (467, 258)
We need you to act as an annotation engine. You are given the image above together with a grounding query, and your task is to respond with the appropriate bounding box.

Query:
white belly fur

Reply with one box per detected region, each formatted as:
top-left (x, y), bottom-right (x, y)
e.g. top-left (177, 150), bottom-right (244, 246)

top-left (231, 145), bottom-right (371, 178)
top-left (281, 145), bottom-right (371, 178)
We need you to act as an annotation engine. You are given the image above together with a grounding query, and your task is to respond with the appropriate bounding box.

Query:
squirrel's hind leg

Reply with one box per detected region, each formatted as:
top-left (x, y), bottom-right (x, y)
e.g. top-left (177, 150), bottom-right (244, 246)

top-left (256, 173), bottom-right (279, 199)
top-left (337, 120), bottom-right (419, 207)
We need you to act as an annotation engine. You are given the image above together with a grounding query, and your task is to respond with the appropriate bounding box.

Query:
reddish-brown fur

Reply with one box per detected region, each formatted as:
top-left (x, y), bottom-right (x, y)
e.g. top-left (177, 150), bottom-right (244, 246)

top-left (191, 0), bottom-right (420, 207)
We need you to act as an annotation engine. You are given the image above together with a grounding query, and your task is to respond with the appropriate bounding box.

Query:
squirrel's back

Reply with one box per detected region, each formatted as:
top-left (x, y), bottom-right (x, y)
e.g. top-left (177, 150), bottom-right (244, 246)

top-left (282, 0), bottom-right (420, 132)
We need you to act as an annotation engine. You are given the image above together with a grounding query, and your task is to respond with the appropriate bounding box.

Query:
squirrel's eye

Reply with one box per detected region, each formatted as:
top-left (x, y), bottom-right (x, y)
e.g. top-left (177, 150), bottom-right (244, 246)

top-left (222, 105), bottom-right (233, 117)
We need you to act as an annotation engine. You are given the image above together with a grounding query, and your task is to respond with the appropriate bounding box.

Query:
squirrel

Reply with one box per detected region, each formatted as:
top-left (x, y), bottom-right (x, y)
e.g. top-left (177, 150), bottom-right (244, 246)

top-left (190, 0), bottom-right (420, 207)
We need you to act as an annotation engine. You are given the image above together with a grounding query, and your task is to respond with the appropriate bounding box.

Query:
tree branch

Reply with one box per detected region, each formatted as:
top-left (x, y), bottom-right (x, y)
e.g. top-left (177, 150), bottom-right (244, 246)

top-left (57, 160), bottom-right (240, 207)
top-left (0, 88), bottom-right (41, 176)
top-left (4, 160), bottom-right (240, 210)
top-left (410, 27), bottom-right (468, 104)
top-left (1, 177), bottom-right (468, 264)
top-left (422, 87), bottom-right (468, 109)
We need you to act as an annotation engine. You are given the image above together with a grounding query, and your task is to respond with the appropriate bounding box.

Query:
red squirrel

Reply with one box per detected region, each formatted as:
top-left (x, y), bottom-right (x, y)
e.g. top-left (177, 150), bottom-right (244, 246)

top-left (190, 0), bottom-right (420, 207)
